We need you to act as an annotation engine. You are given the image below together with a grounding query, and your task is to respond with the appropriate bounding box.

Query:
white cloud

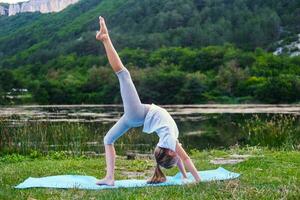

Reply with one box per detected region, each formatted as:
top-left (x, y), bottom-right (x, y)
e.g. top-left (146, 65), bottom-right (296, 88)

top-left (0, 0), bottom-right (29, 3)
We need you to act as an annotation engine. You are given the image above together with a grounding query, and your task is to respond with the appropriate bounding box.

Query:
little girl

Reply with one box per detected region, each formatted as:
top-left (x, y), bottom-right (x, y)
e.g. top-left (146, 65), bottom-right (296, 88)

top-left (95, 16), bottom-right (201, 185)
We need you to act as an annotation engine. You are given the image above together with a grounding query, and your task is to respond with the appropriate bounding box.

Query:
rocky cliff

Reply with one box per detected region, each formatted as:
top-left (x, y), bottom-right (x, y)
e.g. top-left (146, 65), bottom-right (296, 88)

top-left (0, 6), bottom-right (4, 15)
top-left (274, 34), bottom-right (300, 57)
top-left (0, 5), bottom-right (8, 15)
top-left (0, 0), bottom-right (79, 16)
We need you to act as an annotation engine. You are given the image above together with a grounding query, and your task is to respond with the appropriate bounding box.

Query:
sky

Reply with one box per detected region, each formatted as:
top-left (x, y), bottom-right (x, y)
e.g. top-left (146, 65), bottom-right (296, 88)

top-left (0, 0), bottom-right (29, 3)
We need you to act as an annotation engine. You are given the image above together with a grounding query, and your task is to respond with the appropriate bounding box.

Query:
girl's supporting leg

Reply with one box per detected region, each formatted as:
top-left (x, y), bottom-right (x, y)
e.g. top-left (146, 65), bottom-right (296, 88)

top-left (103, 115), bottom-right (130, 145)
top-left (97, 116), bottom-right (130, 185)
top-left (97, 69), bottom-right (149, 185)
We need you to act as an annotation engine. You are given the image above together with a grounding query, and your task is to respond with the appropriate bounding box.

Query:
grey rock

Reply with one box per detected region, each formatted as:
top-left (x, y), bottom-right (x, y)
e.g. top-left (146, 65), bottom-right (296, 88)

top-left (1, 0), bottom-right (79, 16)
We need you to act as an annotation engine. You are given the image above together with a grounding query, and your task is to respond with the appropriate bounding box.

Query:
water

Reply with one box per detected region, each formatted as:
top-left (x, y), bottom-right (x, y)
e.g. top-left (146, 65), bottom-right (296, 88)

top-left (0, 104), bottom-right (299, 155)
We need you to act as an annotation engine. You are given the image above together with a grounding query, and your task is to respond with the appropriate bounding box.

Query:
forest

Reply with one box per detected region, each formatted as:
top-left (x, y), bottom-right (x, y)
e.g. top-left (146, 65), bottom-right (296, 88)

top-left (0, 0), bottom-right (300, 104)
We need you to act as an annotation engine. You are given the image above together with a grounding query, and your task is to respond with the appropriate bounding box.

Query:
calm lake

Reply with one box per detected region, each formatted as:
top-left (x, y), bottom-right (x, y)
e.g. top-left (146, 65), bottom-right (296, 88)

top-left (1, 104), bottom-right (299, 155)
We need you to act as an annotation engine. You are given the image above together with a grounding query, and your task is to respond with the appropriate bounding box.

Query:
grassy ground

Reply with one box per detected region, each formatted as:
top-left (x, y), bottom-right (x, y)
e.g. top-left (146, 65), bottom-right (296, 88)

top-left (0, 147), bottom-right (299, 200)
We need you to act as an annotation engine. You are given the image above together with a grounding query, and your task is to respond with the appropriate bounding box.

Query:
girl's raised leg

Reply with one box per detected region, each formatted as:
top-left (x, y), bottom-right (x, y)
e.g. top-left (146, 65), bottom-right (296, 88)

top-left (97, 16), bottom-right (147, 124)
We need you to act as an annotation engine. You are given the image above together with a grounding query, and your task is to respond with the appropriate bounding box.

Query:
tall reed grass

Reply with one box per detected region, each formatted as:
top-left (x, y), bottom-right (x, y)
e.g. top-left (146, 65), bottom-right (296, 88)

top-left (0, 118), bottom-right (155, 155)
top-left (240, 114), bottom-right (300, 149)
top-left (0, 119), bottom-right (99, 155)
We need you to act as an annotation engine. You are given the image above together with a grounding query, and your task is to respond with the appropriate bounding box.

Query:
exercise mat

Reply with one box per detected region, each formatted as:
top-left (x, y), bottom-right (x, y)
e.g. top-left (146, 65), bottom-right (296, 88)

top-left (15, 167), bottom-right (240, 190)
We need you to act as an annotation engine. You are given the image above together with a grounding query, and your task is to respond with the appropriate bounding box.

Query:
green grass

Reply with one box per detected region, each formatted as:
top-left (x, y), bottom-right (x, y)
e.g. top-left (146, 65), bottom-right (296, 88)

top-left (0, 147), bottom-right (299, 200)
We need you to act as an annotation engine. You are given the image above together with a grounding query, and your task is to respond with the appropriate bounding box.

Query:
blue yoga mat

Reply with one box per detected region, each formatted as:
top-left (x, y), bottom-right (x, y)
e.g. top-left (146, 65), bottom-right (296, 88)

top-left (15, 167), bottom-right (240, 190)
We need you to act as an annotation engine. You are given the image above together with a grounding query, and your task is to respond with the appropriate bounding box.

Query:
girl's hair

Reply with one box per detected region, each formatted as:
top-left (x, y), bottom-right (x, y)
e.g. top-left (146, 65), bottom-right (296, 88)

top-left (147, 147), bottom-right (178, 184)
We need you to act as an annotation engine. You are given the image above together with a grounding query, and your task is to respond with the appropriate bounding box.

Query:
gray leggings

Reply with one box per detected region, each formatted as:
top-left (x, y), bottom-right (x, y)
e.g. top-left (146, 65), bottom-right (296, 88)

top-left (103, 67), bottom-right (150, 144)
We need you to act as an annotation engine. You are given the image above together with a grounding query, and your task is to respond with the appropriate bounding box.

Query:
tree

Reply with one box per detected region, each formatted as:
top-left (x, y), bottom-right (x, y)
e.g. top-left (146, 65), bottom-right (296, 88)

top-left (176, 72), bottom-right (208, 103)
top-left (216, 60), bottom-right (249, 96)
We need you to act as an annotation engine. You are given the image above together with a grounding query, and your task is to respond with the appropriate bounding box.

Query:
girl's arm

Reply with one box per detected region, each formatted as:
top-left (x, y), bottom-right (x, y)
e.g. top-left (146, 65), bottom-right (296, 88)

top-left (176, 143), bottom-right (188, 179)
top-left (175, 142), bottom-right (201, 182)
top-left (177, 157), bottom-right (188, 179)
top-left (96, 16), bottom-right (124, 72)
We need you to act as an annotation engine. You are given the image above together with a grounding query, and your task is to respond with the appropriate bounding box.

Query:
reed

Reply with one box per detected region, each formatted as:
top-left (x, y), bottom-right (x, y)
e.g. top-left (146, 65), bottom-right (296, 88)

top-left (0, 118), bottom-right (155, 155)
top-left (0, 119), bottom-right (102, 155)
top-left (240, 114), bottom-right (300, 149)
top-left (1, 113), bottom-right (299, 156)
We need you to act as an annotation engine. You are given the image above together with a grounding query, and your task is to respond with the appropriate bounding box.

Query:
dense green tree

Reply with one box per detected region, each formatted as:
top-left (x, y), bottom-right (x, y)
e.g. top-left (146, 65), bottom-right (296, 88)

top-left (137, 65), bottom-right (186, 104)
top-left (216, 60), bottom-right (249, 96)
top-left (255, 75), bottom-right (300, 103)
top-left (0, 45), bottom-right (298, 105)
top-left (1, 0), bottom-right (300, 105)
top-left (176, 72), bottom-right (209, 103)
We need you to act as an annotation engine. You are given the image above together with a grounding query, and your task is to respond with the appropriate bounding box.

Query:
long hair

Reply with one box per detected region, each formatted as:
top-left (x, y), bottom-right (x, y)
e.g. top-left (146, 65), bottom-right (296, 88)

top-left (147, 147), bottom-right (178, 184)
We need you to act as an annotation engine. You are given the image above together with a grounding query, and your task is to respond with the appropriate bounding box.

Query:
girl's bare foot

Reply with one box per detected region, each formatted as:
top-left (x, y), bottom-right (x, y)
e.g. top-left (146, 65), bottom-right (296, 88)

top-left (96, 16), bottom-right (110, 42)
top-left (96, 177), bottom-right (115, 186)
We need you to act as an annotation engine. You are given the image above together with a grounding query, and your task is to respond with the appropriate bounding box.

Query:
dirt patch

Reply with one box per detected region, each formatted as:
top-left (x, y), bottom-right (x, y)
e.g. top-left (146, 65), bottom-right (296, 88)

top-left (121, 170), bottom-right (152, 179)
top-left (126, 151), bottom-right (153, 160)
top-left (210, 154), bottom-right (251, 165)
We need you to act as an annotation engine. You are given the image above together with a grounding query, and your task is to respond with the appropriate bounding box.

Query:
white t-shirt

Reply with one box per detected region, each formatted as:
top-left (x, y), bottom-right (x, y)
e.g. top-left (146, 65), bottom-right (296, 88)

top-left (143, 104), bottom-right (179, 151)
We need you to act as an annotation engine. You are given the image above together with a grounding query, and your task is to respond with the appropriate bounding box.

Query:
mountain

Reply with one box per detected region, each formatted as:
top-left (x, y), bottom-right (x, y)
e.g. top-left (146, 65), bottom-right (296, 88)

top-left (0, 0), bottom-right (79, 16)
top-left (0, 0), bottom-right (300, 59)
top-left (0, 0), bottom-right (299, 105)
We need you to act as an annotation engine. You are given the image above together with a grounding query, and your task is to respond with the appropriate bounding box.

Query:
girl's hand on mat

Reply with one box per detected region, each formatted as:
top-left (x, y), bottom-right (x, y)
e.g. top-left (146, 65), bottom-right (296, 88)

top-left (175, 142), bottom-right (201, 182)
top-left (96, 177), bottom-right (114, 186)
top-left (181, 177), bottom-right (190, 184)
top-left (96, 16), bottom-right (109, 42)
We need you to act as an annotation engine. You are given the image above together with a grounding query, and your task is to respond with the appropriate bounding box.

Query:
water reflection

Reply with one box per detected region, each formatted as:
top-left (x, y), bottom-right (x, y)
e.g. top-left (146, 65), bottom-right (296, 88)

top-left (0, 104), bottom-right (299, 155)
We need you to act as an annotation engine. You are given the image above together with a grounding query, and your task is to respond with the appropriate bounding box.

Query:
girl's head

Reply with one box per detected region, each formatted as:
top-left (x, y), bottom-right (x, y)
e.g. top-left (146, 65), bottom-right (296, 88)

top-left (147, 146), bottom-right (179, 184)
top-left (154, 146), bottom-right (178, 169)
